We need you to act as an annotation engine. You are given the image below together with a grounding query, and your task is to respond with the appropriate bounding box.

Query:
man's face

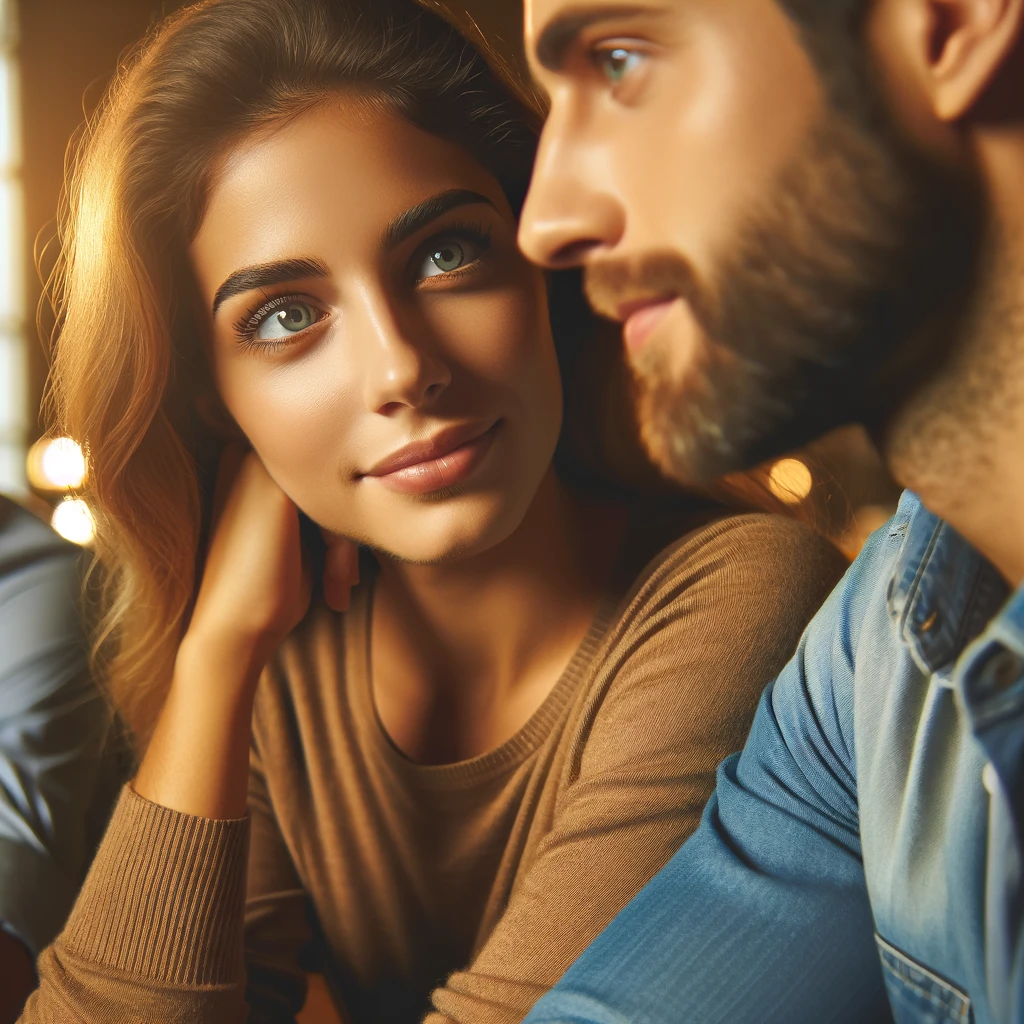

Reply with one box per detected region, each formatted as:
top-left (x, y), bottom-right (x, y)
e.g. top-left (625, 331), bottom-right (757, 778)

top-left (519, 0), bottom-right (979, 483)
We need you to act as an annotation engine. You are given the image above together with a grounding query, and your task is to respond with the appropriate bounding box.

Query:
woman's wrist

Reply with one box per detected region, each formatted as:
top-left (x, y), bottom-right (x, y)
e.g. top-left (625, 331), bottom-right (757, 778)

top-left (132, 627), bottom-right (271, 819)
top-left (177, 618), bottom-right (277, 688)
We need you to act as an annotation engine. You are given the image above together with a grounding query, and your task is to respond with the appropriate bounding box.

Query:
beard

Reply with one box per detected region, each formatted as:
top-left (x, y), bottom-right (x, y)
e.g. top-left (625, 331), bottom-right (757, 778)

top-left (585, 93), bottom-right (983, 485)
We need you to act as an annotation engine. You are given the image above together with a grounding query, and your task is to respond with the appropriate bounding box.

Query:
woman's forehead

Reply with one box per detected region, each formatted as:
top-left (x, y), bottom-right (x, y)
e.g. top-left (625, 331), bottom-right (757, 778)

top-left (189, 100), bottom-right (509, 294)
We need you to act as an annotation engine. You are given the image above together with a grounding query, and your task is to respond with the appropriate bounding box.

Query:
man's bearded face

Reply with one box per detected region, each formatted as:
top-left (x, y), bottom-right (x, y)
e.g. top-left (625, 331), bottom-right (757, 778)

top-left (584, 93), bottom-right (980, 484)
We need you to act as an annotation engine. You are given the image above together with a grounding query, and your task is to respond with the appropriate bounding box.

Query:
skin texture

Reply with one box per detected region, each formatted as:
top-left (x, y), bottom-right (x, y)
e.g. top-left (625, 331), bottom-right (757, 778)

top-left (519, 0), bottom-right (1024, 585)
top-left (193, 102), bottom-right (563, 565)
top-left (135, 99), bottom-right (623, 817)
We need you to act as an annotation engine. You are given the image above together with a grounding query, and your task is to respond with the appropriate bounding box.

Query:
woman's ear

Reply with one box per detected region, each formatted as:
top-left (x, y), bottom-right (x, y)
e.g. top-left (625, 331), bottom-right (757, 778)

top-left (194, 391), bottom-right (246, 440)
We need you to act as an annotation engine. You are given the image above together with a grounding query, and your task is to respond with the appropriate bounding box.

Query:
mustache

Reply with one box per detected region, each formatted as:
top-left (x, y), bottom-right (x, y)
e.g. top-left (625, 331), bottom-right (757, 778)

top-left (584, 251), bottom-right (717, 334)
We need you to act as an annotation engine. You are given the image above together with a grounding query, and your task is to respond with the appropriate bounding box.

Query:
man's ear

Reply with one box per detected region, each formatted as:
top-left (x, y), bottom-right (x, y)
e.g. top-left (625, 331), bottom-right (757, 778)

top-left (195, 391), bottom-right (245, 440)
top-left (874, 0), bottom-right (1024, 123)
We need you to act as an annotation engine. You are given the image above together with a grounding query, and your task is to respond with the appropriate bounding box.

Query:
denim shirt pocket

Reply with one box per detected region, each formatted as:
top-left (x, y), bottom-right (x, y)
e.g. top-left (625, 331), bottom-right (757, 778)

top-left (875, 935), bottom-right (972, 1024)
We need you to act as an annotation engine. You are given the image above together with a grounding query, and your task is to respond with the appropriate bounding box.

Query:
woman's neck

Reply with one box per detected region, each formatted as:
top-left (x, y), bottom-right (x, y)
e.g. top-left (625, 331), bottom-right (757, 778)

top-left (370, 469), bottom-right (627, 764)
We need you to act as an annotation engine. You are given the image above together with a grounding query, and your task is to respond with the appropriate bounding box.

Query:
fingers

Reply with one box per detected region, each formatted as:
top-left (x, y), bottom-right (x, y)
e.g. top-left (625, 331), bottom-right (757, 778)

top-left (322, 533), bottom-right (360, 612)
top-left (209, 442), bottom-right (251, 534)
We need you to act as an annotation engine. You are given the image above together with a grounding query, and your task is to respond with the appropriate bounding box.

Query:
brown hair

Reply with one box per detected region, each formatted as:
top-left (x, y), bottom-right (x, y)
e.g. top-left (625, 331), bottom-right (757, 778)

top-left (47, 0), bottom-right (786, 748)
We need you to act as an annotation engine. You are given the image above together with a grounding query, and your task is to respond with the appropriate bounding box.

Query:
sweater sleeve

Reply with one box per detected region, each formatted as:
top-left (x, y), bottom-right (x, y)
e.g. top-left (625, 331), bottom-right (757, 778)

top-left (19, 784), bottom-right (249, 1023)
top-left (426, 514), bottom-right (849, 1024)
top-left (18, 756), bottom-right (325, 1024)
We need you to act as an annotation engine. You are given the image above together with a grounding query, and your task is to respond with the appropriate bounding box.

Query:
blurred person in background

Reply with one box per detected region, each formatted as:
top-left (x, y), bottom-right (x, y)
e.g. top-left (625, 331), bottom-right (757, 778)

top-left (517, 0), bottom-right (1024, 1021)
top-left (0, 496), bottom-right (120, 1023)
top-left (16, 1), bottom-right (847, 1022)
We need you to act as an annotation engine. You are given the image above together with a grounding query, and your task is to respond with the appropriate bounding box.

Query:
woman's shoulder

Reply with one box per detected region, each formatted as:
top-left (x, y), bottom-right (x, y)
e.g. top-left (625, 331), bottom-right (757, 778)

top-left (604, 508), bottom-right (849, 655)
top-left (626, 506), bottom-right (846, 596)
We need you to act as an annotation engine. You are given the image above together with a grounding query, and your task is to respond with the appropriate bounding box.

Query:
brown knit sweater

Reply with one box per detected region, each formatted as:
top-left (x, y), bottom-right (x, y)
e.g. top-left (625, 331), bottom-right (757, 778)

top-left (20, 512), bottom-right (847, 1024)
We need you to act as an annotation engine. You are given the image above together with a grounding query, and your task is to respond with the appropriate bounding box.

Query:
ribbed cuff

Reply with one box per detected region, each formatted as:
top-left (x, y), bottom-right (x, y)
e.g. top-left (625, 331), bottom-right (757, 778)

top-left (61, 784), bottom-right (249, 986)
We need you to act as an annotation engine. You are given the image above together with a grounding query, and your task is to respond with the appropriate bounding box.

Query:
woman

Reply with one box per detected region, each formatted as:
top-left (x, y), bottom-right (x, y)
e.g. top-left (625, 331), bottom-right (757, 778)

top-left (23, 1), bottom-right (847, 1022)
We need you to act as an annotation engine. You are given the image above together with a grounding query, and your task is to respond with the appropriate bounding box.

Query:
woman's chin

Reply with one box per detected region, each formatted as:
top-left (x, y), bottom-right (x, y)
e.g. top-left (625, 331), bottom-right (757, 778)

top-left (357, 499), bottom-right (529, 568)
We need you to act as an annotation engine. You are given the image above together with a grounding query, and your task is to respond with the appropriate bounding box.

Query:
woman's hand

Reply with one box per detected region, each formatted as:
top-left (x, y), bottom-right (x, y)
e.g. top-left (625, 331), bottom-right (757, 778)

top-left (134, 448), bottom-right (314, 819)
top-left (189, 447), bottom-right (312, 662)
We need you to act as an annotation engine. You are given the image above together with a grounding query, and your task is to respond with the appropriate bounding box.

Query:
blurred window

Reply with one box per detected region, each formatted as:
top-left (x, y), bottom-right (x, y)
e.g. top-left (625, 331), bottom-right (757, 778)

top-left (0, 0), bottom-right (23, 495)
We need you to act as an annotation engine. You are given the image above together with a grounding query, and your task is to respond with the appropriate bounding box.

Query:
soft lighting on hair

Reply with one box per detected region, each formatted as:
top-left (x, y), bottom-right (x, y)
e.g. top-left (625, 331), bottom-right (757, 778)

top-left (51, 496), bottom-right (95, 546)
top-left (768, 458), bottom-right (813, 504)
top-left (26, 436), bottom-right (87, 490)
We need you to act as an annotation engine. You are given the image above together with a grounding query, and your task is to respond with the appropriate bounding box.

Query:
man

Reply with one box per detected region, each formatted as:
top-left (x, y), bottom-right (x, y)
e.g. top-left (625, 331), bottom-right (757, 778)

top-left (0, 496), bottom-right (120, 1021)
top-left (516, 0), bottom-right (1023, 1021)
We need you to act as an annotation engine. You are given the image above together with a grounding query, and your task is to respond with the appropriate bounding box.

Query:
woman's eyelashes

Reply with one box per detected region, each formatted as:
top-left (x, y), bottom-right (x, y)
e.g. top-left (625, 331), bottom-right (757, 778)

top-left (414, 222), bottom-right (493, 283)
top-left (233, 294), bottom-right (327, 350)
top-left (230, 224), bottom-right (494, 350)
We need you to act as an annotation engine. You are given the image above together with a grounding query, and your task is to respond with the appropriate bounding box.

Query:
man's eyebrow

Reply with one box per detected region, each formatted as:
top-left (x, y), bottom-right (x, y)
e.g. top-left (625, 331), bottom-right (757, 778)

top-left (534, 4), bottom-right (664, 72)
top-left (212, 256), bottom-right (330, 315)
top-left (382, 189), bottom-right (496, 250)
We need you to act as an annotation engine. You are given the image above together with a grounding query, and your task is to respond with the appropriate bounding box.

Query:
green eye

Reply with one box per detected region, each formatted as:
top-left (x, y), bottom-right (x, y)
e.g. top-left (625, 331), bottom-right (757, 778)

top-left (256, 301), bottom-right (319, 340)
top-left (423, 241), bottom-right (467, 277)
top-left (598, 47), bottom-right (643, 83)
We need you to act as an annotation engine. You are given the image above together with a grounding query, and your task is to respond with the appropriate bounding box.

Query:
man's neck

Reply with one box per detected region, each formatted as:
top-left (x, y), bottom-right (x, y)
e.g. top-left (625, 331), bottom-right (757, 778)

top-left (886, 130), bottom-right (1024, 587)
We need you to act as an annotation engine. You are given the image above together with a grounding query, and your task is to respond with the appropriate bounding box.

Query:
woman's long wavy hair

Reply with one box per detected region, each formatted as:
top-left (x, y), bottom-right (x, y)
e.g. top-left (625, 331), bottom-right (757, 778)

top-left (46, 0), bottom-right (787, 750)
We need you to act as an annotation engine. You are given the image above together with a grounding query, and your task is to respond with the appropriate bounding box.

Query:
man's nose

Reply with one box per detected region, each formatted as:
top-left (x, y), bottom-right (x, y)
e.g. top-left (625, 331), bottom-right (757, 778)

top-left (518, 107), bottom-right (625, 269)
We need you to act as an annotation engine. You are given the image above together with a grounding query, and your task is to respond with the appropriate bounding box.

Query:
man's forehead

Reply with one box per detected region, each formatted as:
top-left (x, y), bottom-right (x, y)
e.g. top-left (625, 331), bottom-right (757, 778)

top-left (524, 1), bottom-right (671, 69)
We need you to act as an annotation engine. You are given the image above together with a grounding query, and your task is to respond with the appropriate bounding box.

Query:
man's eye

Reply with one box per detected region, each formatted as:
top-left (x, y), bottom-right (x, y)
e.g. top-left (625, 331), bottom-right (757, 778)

top-left (255, 300), bottom-right (321, 340)
top-left (595, 46), bottom-right (644, 84)
top-left (417, 238), bottom-right (479, 280)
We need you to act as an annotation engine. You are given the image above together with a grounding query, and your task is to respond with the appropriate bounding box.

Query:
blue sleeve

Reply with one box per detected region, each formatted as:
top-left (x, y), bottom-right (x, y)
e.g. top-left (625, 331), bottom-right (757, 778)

top-left (525, 537), bottom-right (895, 1024)
top-left (0, 535), bottom-right (113, 955)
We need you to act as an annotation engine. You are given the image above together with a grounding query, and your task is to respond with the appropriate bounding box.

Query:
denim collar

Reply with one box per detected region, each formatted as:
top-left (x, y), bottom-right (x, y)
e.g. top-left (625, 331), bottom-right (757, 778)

top-left (886, 492), bottom-right (1010, 678)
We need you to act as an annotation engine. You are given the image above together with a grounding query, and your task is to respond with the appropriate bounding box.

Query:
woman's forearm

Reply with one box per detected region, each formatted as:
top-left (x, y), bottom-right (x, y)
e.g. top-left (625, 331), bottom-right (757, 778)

top-left (132, 629), bottom-right (266, 819)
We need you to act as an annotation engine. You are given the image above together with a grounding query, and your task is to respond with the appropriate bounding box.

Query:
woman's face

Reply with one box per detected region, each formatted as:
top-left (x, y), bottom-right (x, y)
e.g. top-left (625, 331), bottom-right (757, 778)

top-left (190, 99), bottom-right (562, 563)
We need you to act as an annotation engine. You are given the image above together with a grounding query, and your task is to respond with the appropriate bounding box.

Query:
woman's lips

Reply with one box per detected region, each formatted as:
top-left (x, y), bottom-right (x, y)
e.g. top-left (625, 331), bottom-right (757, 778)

top-left (621, 297), bottom-right (679, 355)
top-left (364, 421), bottom-right (501, 496)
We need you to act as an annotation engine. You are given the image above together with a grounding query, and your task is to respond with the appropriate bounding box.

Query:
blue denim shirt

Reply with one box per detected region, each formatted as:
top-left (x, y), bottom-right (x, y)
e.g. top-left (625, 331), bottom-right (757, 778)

top-left (525, 492), bottom-right (1022, 1024)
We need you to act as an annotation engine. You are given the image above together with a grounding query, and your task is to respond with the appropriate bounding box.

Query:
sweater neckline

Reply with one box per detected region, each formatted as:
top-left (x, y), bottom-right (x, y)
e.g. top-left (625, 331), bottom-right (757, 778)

top-left (345, 568), bottom-right (620, 788)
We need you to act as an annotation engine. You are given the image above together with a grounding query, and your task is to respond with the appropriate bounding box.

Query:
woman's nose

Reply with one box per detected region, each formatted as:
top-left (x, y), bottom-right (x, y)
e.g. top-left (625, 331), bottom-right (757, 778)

top-left (356, 292), bottom-right (451, 415)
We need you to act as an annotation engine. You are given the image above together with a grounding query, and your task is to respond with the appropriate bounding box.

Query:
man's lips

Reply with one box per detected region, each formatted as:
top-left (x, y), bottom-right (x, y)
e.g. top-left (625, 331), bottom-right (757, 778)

top-left (617, 297), bottom-right (679, 355)
top-left (359, 420), bottom-right (501, 496)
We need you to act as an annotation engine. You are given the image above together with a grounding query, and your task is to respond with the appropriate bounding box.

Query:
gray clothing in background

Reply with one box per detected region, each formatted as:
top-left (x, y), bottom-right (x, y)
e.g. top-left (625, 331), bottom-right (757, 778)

top-left (0, 495), bottom-right (121, 956)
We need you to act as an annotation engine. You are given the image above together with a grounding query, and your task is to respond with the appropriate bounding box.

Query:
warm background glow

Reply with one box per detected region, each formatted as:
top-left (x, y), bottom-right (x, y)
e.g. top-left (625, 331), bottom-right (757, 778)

top-left (27, 435), bottom-right (87, 490)
top-left (0, 0), bottom-right (25, 494)
top-left (50, 495), bottom-right (94, 545)
top-left (768, 458), bottom-right (814, 505)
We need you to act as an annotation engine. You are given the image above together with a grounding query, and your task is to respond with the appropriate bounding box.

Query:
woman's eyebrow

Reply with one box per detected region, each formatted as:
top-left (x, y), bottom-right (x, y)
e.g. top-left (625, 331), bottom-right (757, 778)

top-left (212, 256), bottom-right (329, 315)
top-left (382, 189), bottom-right (496, 250)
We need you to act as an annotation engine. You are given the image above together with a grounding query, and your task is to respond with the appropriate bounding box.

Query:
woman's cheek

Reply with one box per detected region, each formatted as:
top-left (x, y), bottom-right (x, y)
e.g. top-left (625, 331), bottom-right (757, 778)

top-left (219, 360), bottom-right (358, 511)
top-left (436, 287), bottom-right (552, 383)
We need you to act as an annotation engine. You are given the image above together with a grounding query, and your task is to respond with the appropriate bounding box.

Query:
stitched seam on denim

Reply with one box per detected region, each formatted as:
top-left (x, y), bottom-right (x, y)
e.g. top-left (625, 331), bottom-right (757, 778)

top-left (971, 682), bottom-right (1024, 727)
top-left (953, 561), bottom-right (1003, 666)
top-left (880, 955), bottom-right (967, 1017)
top-left (876, 935), bottom-right (970, 1017)
top-left (898, 521), bottom-right (947, 671)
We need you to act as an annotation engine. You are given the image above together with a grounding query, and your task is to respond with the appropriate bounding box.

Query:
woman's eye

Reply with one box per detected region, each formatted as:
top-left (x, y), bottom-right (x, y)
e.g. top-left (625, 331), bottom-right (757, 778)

top-left (595, 46), bottom-right (644, 84)
top-left (419, 239), bottom-right (476, 280)
top-left (255, 300), bottom-right (321, 340)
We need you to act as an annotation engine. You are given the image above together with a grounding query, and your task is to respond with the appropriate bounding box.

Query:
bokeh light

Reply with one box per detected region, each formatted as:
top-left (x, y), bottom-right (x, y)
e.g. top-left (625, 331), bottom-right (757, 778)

top-left (768, 458), bottom-right (814, 505)
top-left (51, 496), bottom-right (95, 546)
top-left (26, 435), bottom-right (87, 490)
